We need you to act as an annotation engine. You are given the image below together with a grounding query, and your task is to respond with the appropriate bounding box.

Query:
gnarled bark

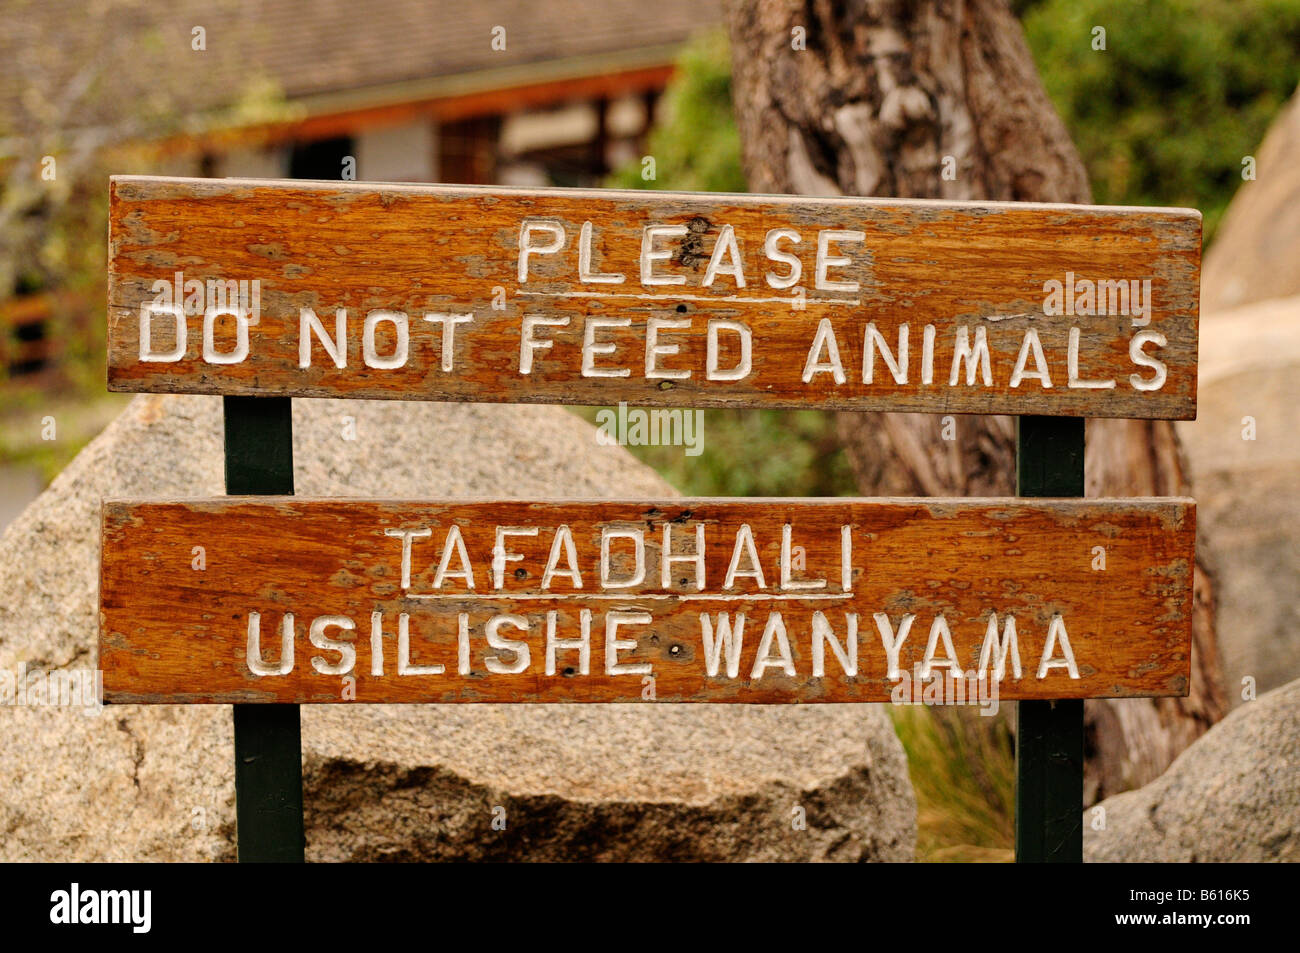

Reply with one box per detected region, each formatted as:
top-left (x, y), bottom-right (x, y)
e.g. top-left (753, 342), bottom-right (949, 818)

top-left (724, 0), bottom-right (1225, 801)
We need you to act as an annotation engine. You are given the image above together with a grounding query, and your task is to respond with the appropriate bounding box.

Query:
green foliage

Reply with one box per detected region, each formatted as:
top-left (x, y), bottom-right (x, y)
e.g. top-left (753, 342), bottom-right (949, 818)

top-left (1023, 0), bottom-right (1300, 238)
top-left (607, 30), bottom-right (747, 194)
top-left (572, 407), bottom-right (855, 497)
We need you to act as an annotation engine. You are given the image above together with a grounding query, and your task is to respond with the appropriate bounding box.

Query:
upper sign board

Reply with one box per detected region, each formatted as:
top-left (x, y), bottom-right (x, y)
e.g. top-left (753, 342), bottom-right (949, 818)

top-left (99, 497), bottom-right (1195, 704)
top-left (107, 177), bottom-right (1201, 418)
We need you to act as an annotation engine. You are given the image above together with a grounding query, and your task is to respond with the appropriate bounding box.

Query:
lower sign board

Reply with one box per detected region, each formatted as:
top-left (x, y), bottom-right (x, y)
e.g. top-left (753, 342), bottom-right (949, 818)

top-left (99, 498), bottom-right (1194, 704)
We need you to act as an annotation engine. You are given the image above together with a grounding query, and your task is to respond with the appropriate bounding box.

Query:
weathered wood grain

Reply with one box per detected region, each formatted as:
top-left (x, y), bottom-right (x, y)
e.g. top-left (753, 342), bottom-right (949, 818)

top-left (99, 498), bottom-right (1195, 703)
top-left (107, 176), bottom-right (1200, 418)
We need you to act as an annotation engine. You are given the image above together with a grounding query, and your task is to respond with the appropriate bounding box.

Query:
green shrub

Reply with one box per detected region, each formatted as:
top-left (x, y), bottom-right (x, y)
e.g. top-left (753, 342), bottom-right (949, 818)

top-left (1023, 0), bottom-right (1300, 238)
top-left (606, 30), bottom-right (746, 194)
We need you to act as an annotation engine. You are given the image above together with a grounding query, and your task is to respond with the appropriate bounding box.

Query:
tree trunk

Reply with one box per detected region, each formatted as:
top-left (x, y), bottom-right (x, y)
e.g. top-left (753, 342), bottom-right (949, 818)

top-left (724, 0), bottom-right (1226, 802)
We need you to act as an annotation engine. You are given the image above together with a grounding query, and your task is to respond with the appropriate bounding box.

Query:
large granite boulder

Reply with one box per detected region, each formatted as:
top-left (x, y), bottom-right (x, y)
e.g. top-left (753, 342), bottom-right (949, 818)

top-left (1176, 295), bottom-right (1300, 701)
top-left (1084, 678), bottom-right (1300, 862)
top-left (1201, 84), bottom-right (1300, 313)
top-left (0, 395), bottom-right (916, 861)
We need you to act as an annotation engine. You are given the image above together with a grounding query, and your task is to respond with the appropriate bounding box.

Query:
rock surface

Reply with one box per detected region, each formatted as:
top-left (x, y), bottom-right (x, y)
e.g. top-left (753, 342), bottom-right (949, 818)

top-left (1201, 84), bottom-right (1300, 313)
top-left (1084, 678), bottom-right (1300, 862)
top-left (0, 395), bottom-right (916, 861)
top-left (1176, 296), bottom-right (1300, 701)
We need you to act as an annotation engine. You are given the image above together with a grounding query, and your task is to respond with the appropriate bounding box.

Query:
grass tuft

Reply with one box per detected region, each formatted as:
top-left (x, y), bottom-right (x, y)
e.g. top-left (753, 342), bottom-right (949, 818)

top-left (890, 704), bottom-right (1017, 862)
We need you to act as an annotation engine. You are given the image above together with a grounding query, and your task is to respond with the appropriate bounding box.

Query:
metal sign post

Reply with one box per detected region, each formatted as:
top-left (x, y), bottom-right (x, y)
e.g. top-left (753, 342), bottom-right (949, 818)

top-left (1015, 416), bottom-right (1086, 862)
top-left (223, 395), bottom-right (304, 863)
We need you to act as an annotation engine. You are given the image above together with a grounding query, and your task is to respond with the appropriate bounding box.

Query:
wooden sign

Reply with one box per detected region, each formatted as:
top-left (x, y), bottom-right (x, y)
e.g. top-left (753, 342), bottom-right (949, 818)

top-left (107, 176), bottom-right (1200, 419)
top-left (99, 497), bottom-right (1195, 704)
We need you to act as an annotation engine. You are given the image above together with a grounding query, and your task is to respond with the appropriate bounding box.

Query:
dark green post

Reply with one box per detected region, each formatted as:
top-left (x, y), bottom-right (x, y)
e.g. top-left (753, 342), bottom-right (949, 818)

top-left (224, 395), bottom-right (305, 863)
top-left (1014, 415), bottom-right (1085, 863)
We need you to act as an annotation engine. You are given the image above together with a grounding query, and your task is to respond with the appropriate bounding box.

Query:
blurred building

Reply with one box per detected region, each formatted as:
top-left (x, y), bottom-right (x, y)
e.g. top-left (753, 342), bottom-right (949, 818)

top-left (171, 0), bottom-right (721, 186)
top-left (0, 0), bottom-right (723, 384)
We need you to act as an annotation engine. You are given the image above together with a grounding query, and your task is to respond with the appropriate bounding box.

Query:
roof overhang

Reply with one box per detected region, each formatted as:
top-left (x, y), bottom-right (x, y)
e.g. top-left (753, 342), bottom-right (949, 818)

top-left (155, 44), bottom-right (682, 156)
